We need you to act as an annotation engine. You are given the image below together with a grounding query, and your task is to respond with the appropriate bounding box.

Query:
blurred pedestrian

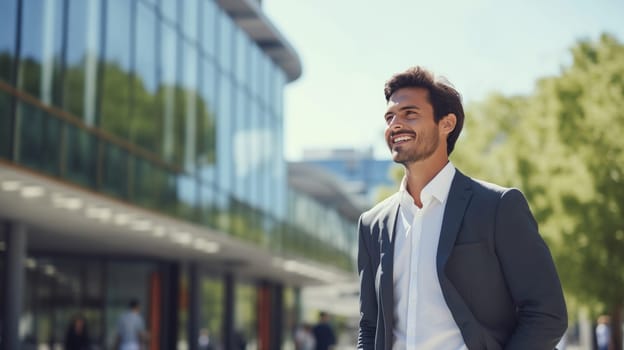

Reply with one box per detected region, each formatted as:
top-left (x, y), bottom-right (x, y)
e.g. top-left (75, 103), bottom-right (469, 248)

top-left (294, 323), bottom-right (315, 350)
top-left (312, 312), bottom-right (336, 350)
top-left (114, 299), bottom-right (148, 350)
top-left (596, 315), bottom-right (611, 350)
top-left (198, 328), bottom-right (214, 350)
top-left (357, 66), bottom-right (567, 349)
top-left (65, 314), bottom-right (89, 350)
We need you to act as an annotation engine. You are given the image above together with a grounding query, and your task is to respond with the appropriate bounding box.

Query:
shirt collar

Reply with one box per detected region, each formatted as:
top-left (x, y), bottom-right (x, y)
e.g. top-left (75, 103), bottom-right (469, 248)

top-left (399, 162), bottom-right (456, 207)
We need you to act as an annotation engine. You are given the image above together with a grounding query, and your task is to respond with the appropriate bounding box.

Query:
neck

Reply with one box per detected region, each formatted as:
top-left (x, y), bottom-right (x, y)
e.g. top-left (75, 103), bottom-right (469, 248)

top-left (403, 153), bottom-right (449, 208)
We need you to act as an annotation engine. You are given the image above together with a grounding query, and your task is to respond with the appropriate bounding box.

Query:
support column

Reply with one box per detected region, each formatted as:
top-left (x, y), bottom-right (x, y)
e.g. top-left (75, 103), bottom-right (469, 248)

top-left (1, 222), bottom-right (27, 350)
top-left (270, 284), bottom-right (284, 350)
top-left (188, 263), bottom-right (200, 350)
top-left (223, 273), bottom-right (235, 350)
top-left (161, 262), bottom-right (180, 350)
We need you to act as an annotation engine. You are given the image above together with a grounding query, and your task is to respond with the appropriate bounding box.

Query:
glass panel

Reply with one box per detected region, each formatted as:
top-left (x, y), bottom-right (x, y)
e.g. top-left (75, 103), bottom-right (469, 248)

top-left (248, 44), bottom-right (259, 100)
top-left (181, 0), bottom-right (198, 42)
top-left (216, 74), bottom-right (233, 195)
top-left (234, 28), bottom-right (248, 86)
top-left (0, 0), bottom-right (18, 82)
top-left (135, 2), bottom-right (158, 93)
top-left (201, 0), bottom-right (217, 59)
top-left (176, 174), bottom-right (198, 220)
top-left (64, 0), bottom-right (101, 125)
top-left (235, 283), bottom-right (257, 350)
top-left (17, 0), bottom-right (64, 105)
top-left (100, 0), bottom-right (133, 140)
top-left (199, 182), bottom-right (217, 228)
top-left (15, 102), bottom-right (62, 175)
top-left (198, 58), bottom-right (217, 179)
top-left (102, 143), bottom-right (128, 198)
top-left (274, 107), bottom-right (287, 220)
top-left (232, 86), bottom-right (247, 202)
top-left (133, 157), bottom-right (167, 210)
top-left (0, 90), bottom-right (13, 158)
top-left (65, 124), bottom-right (96, 188)
top-left (160, 0), bottom-right (178, 25)
top-left (182, 41), bottom-right (198, 172)
top-left (200, 274), bottom-right (223, 350)
top-left (133, 1), bottom-right (160, 154)
top-left (217, 9), bottom-right (233, 73)
top-left (160, 22), bottom-right (178, 163)
top-left (18, 0), bottom-right (42, 97)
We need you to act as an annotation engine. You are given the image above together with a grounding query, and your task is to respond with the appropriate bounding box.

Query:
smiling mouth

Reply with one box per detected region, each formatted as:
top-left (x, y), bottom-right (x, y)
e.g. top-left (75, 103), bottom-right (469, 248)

top-left (391, 134), bottom-right (415, 145)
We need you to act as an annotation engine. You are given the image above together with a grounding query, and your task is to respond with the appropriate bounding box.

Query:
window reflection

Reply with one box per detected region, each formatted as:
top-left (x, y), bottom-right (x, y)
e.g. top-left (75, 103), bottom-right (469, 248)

top-left (160, 0), bottom-right (178, 25)
top-left (18, 0), bottom-right (64, 104)
top-left (133, 2), bottom-right (161, 154)
top-left (198, 57), bottom-right (217, 177)
top-left (201, 0), bottom-right (218, 59)
top-left (182, 41), bottom-right (199, 172)
top-left (217, 9), bottom-right (233, 73)
top-left (102, 143), bottom-right (128, 198)
top-left (65, 124), bottom-right (96, 188)
top-left (160, 22), bottom-right (178, 163)
top-left (15, 102), bottom-right (62, 176)
top-left (216, 74), bottom-right (233, 195)
top-left (64, 0), bottom-right (101, 125)
top-left (0, 0), bottom-right (18, 82)
top-left (182, 0), bottom-right (198, 42)
top-left (234, 28), bottom-right (248, 86)
top-left (100, 0), bottom-right (132, 139)
top-left (0, 90), bottom-right (13, 158)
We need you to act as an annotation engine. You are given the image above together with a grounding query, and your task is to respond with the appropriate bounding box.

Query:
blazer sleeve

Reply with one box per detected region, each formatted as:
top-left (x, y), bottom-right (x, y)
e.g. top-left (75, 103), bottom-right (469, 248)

top-left (357, 215), bottom-right (377, 350)
top-left (495, 189), bottom-right (568, 350)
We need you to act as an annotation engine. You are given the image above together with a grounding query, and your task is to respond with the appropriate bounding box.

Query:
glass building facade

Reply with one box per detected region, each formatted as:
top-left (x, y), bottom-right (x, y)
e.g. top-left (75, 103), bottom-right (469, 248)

top-left (0, 0), bottom-right (357, 349)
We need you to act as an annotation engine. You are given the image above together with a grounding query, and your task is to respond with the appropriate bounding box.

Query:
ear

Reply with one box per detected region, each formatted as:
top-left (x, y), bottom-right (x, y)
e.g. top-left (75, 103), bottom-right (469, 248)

top-left (439, 113), bottom-right (457, 136)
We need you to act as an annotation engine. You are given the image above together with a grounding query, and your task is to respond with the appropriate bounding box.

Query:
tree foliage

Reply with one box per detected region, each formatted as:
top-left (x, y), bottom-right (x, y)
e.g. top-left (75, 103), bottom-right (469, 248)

top-left (452, 33), bottom-right (624, 320)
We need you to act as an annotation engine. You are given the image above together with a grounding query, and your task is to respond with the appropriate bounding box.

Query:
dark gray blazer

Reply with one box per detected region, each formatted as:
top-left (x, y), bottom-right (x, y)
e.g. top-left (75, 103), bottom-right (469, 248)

top-left (357, 170), bottom-right (567, 350)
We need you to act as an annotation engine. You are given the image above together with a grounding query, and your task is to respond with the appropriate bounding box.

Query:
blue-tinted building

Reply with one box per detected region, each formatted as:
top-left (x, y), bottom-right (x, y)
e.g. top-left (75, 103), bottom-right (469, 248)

top-left (0, 1), bottom-right (356, 349)
top-left (297, 148), bottom-right (397, 206)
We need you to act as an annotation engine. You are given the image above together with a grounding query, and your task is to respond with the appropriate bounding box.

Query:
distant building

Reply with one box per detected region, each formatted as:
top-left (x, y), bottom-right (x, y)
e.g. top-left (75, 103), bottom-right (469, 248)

top-left (0, 1), bottom-right (353, 349)
top-left (297, 148), bottom-right (397, 206)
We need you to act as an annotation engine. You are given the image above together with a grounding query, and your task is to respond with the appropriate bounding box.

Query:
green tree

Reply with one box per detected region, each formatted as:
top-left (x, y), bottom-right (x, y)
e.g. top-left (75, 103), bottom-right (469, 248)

top-left (453, 33), bottom-right (624, 348)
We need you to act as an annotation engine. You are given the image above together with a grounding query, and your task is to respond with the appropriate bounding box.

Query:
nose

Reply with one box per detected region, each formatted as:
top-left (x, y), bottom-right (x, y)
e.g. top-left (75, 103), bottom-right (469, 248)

top-left (387, 117), bottom-right (403, 130)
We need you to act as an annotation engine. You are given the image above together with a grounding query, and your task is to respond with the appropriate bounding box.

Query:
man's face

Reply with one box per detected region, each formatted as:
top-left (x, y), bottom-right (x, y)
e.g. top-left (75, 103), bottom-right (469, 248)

top-left (384, 87), bottom-right (441, 164)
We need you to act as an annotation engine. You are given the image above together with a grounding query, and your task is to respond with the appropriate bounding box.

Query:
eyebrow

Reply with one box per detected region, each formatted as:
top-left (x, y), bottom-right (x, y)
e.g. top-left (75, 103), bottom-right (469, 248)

top-left (385, 105), bottom-right (421, 116)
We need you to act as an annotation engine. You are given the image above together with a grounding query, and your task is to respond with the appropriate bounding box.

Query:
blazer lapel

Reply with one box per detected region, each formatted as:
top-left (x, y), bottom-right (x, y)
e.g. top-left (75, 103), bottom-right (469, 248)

top-left (437, 170), bottom-right (472, 272)
top-left (436, 171), bottom-right (487, 349)
top-left (380, 196), bottom-right (400, 350)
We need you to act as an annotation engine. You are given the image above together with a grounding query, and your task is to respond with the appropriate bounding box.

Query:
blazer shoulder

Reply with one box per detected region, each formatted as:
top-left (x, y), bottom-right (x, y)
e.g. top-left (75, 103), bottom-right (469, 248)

top-left (461, 172), bottom-right (529, 205)
top-left (359, 192), bottom-right (400, 226)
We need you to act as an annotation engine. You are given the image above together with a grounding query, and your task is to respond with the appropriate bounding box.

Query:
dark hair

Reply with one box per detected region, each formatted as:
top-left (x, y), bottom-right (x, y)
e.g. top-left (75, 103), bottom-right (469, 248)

top-left (129, 298), bottom-right (140, 309)
top-left (384, 66), bottom-right (464, 155)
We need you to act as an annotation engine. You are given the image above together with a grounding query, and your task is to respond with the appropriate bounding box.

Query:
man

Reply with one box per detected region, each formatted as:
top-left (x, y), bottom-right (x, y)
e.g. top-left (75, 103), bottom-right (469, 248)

top-left (595, 315), bottom-right (611, 350)
top-left (357, 66), bottom-right (567, 350)
top-left (115, 299), bottom-right (148, 350)
top-left (313, 311), bottom-right (336, 350)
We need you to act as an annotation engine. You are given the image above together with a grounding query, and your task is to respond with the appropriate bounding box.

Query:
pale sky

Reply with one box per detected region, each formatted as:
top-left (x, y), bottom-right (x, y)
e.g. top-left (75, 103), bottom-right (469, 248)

top-left (263, 0), bottom-right (624, 160)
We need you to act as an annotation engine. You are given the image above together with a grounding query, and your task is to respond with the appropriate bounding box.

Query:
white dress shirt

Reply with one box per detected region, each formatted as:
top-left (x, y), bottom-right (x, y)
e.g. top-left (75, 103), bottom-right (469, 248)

top-left (392, 162), bottom-right (467, 350)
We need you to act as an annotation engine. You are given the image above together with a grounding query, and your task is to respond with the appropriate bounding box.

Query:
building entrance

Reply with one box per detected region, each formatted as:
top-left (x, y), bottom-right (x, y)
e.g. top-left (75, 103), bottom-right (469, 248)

top-left (20, 255), bottom-right (160, 350)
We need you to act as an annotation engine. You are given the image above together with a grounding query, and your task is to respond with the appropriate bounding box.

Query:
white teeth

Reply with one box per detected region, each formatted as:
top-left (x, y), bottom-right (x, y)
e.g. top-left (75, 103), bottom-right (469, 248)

top-left (394, 136), bottom-right (412, 143)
